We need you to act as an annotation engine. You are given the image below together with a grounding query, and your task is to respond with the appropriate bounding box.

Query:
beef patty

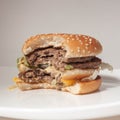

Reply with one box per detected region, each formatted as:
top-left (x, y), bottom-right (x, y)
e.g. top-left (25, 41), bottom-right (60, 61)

top-left (18, 68), bottom-right (63, 88)
top-left (26, 47), bottom-right (65, 67)
top-left (19, 69), bottom-right (54, 84)
top-left (53, 57), bottom-right (101, 71)
top-left (26, 47), bottom-right (101, 70)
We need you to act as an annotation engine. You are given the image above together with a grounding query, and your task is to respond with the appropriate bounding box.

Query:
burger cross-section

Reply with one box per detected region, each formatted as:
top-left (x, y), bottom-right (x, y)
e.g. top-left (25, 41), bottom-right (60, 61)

top-left (14, 33), bottom-right (112, 94)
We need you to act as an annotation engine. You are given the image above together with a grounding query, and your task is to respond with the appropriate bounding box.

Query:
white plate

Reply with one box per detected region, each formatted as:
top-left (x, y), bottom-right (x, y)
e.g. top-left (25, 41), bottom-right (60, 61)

top-left (0, 67), bottom-right (120, 119)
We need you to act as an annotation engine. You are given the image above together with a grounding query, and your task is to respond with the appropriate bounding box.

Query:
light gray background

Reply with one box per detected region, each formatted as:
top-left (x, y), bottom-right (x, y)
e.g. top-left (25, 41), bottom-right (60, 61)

top-left (0, 0), bottom-right (120, 120)
top-left (0, 0), bottom-right (120, 68)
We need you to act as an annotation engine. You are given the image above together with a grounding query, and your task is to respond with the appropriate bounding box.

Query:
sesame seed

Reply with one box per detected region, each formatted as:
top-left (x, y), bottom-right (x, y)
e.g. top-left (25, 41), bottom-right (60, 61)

top-left (86, 43), bottom-right (89, 46)
top-left (90, 41), bottom-right (92, 43)
top-left (82, 49), bottom-right (85, 53)
top-left (88, 51), bottom-right (91, 53)
top-left (77, 47), bottom-right (80, 52)
top-left (75, 35), bottom-right (79, 40)
top-left (29, 79), bottom-right (32, 83)
top-left (67, 37), bottom-right (70, 40)
top-left (82, 35), bottom-right (87, 38)
top-left (85, 46), bottom-right (88, 49)
top-left (89, 38), bottom-right (92, 44)
top-left (66, 39), bottom-right (69, 43)
top-left (89, 41), bottom-right (92, 44)
top-left (94, 47), bottom-right (97, 50)
top-left (89, 38), bottom-right (92, 42)
top-left (72, 38), bottom-right (75, 40)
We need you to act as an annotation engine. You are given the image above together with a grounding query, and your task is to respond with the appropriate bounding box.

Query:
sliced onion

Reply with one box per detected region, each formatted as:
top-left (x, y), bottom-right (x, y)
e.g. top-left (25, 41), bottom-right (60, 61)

top-left (81, 70), bottom-right (99, 81)
top-left (100, 62), bottom-right (113, 71)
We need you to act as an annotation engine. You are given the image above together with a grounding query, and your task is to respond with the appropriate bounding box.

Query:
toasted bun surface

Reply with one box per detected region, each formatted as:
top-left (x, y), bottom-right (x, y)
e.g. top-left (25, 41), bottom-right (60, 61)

top-left (62, 77), bottom-right (101, 94)
top-left (15, 76), bottom-right (101, 95)
top-left (22, 33), bottom-right (102, 58)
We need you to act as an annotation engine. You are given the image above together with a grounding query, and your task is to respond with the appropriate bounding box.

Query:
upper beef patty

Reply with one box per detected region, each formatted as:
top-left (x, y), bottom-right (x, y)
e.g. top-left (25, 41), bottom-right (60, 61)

top-left (26, 47), bottom-right (65, 67)
top-left (26, 47), bottom-right (101, 71)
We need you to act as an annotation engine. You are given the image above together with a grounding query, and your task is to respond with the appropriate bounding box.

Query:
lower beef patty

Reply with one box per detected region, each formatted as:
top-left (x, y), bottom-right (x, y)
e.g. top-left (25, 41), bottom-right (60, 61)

top-left (18, 69), bottom-right (54, 84)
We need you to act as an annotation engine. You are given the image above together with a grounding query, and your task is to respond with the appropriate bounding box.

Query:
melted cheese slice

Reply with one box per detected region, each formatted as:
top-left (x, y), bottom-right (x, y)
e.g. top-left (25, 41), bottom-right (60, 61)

top-left (13, 77), bottom-right (22, 82)
top-left (61, 79), bottom-right (76, 86)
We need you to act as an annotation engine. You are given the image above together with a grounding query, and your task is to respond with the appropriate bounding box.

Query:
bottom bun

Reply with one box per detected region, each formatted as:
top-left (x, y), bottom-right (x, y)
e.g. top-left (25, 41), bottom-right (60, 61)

top-left (62, 77), bottom-right (101, 94)
top-left (15, 76), bottom-right (101, 95)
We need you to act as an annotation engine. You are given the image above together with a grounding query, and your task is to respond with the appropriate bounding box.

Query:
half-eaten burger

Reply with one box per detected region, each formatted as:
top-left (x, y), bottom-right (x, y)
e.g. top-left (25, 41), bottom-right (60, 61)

top-left (14, 33), bottom-right (112, 94)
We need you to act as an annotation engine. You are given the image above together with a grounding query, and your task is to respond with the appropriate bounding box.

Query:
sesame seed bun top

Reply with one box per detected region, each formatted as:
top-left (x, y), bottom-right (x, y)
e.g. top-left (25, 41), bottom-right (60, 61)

top-left (22, 33), bottom-right (102, 58)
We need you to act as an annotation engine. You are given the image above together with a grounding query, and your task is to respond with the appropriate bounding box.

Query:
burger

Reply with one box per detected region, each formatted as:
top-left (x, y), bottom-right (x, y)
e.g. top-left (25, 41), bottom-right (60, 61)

top-left (14, 33), bottom-right (112, 94)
